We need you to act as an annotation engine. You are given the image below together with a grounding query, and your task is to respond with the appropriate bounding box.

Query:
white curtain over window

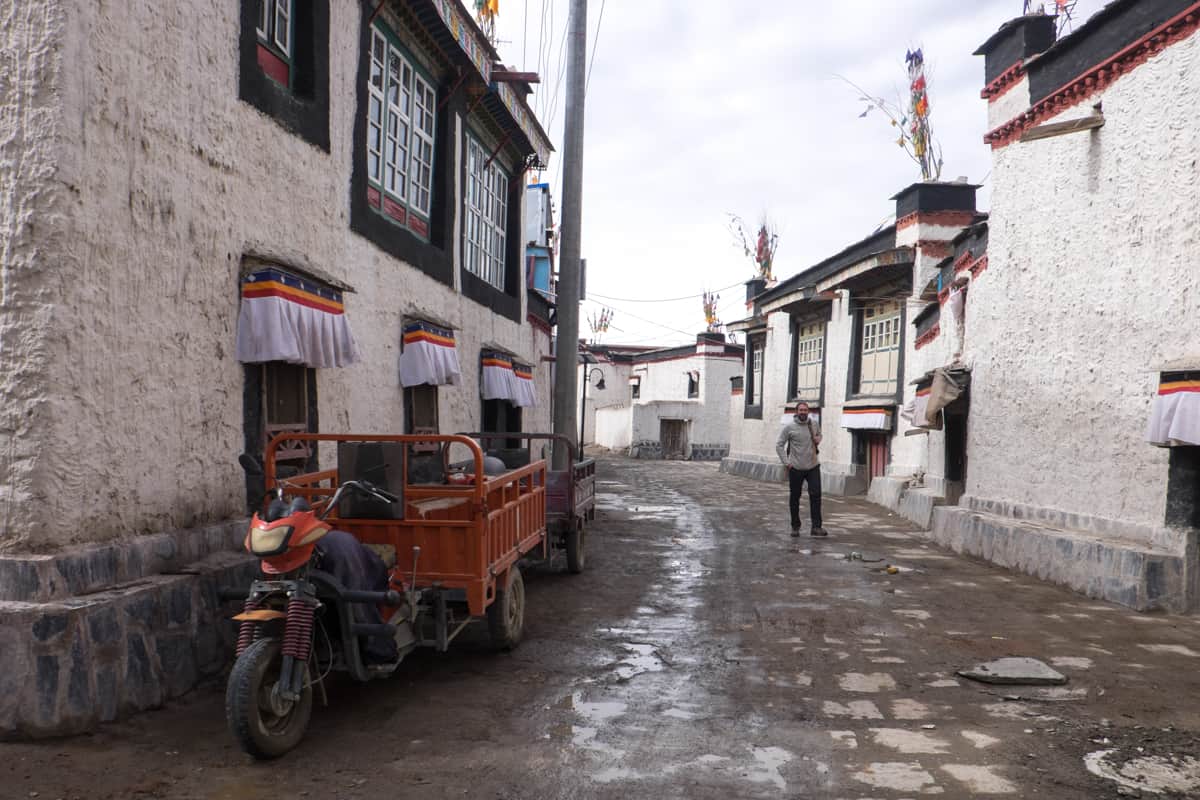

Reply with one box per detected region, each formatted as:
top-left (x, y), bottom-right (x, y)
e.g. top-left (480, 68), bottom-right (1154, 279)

top-left (481, 351), bottom-right (517, 401)
top-left (399, 321), bottom-right (461, 387)
top-left (511, 363), bottom-right (538, 407)
top-left (236, 269), bottom-right (359, 368)
top-left (841, 407), bottom-right (893, 431)
top-left (1146, 375), bottom-right (1200, 446)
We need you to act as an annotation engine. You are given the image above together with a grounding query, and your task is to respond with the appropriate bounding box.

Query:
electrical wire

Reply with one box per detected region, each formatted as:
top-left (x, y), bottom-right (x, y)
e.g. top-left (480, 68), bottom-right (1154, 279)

top-left (588, 280), bottom-right (744, 304)
top-left (585, 0), bottom-right (606, 95)
top-left (534, 0), bottom-right (549, 117)
top-left (543, 14), bottom-right (570, 142)
top-left (583, 299), bottom-right (706, 340)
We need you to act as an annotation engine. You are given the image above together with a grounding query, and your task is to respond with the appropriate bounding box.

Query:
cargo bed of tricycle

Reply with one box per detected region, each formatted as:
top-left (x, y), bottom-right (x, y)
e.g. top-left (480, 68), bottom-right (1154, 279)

top-left (264, 433), bottom-right (546, 618)
top-left (458, 432), bottom-right (595, 573)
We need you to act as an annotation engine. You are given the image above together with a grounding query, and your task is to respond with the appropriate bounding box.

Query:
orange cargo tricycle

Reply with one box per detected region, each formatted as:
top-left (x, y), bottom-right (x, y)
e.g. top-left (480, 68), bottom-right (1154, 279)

top-left (223, 433), bottom-right (559, 758)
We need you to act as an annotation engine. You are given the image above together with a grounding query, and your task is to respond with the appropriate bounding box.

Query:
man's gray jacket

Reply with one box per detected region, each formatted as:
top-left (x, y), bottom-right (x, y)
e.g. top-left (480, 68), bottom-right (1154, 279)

top-left (776, 418), bottom-right (821, 471)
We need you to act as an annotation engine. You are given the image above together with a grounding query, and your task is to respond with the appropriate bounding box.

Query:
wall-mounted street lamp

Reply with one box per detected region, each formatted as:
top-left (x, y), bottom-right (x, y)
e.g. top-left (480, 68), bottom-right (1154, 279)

top-left (580, 367), bottom-right (606, 447)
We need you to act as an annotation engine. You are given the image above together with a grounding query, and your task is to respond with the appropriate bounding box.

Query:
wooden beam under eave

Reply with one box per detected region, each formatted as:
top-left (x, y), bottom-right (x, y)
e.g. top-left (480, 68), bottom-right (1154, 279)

top-left (1019, 113), bottom-right (1105, 143)
top-left (492, 70), bottom-right (540, 84)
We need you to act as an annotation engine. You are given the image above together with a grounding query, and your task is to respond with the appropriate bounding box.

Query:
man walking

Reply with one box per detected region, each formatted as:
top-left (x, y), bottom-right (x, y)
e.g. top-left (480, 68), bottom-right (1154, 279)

top-left (776, 402), bottom-right (826, 537)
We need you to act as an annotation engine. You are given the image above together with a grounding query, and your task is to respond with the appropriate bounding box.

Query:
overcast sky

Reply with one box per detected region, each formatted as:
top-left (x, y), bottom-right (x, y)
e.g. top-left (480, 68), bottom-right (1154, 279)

top-left (492, 0), bottom-right (1108, 347)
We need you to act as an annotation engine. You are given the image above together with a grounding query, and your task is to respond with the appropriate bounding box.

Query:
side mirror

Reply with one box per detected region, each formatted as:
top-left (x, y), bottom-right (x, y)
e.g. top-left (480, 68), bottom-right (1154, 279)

top-left (239, 453), bottom-right (264, 477)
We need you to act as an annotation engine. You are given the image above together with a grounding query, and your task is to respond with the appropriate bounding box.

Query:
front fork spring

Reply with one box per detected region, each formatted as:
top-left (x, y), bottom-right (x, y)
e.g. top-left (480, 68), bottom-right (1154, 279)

top-left (282, 596), bottom-right (315, 662)
top-left (235, 597), bottom-right (260, 656)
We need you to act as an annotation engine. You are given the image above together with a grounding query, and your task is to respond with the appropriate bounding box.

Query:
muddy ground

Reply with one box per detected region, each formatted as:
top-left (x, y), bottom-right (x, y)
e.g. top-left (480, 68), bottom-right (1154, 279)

top-left (4, 454), bottom-right (1200, 799)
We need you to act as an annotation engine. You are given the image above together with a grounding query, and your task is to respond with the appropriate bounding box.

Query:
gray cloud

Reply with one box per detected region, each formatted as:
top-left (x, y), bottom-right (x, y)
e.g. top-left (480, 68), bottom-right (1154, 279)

top-left (494, 0), bottom-right (1108, 344)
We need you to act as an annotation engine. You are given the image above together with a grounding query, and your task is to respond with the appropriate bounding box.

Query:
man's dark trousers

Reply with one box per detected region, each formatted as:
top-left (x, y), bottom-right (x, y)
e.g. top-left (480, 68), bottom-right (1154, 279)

top-left (788, 465), bottom-right (822, 530)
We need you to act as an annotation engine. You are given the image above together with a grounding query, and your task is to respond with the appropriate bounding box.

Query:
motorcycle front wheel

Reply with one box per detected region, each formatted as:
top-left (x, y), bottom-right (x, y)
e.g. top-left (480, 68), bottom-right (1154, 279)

top-left (225, 636), bottom-right (313, 759)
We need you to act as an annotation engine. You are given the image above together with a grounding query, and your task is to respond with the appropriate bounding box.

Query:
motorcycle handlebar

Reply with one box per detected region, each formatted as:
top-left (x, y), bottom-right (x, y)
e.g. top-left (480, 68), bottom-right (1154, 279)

top-left (357, 480), bottom-right (399, 503)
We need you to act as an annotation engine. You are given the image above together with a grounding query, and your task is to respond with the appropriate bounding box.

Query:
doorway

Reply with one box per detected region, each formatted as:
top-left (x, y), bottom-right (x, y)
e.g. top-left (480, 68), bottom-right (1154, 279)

top-left (853, 431), bottom-right (890, 487)
top-left (944, 412), bottom-right (968, 484)
top-left (482, 398), bottom-right (522, 448)
top-left (660, 419), bottom-right (688, 460)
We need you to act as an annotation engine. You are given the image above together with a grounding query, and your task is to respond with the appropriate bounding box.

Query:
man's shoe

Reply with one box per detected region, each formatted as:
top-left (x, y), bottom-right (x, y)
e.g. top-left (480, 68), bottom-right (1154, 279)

top-left (810, 527), bottom-right (828, 537)
top-left (790, 524), bottom-right (801, 537)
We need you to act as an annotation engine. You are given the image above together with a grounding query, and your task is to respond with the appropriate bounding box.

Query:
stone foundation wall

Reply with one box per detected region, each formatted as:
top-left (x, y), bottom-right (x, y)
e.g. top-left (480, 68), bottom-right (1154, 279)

top-left (688, 444), bottom-right (729, 461)
top-left (629, 441), bottom-right (663, 460)
top-left (0, 521), bottom-right (255, 738)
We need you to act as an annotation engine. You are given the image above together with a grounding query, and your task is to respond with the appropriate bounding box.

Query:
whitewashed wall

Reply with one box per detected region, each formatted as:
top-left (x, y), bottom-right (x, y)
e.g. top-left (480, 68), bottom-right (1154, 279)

top-left (818, 297), bottom-right (857, 477)
top-left (727, 312), bottom-right (794, 461)
top-left (0, 1), bottom-right (68, 552)
top-left (632, 350), bottom-right (742, 447)
top-left (594, 405), bottom-right (631, 450)
top-left (0, 0), bottom-right (551, 550)
top-left (578, 359), bottom-right (631, 444)
top-left (971, 32), bottom-right (1200, 539)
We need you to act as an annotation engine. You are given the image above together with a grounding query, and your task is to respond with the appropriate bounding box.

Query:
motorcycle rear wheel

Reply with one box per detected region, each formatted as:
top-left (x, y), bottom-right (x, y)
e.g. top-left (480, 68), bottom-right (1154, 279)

top-left (225, 637), bottom-right (313, 759)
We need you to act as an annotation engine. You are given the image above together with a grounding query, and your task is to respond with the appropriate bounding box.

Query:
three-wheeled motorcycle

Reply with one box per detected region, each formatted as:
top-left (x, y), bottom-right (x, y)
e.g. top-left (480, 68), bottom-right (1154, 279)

top-left (224, 433), bottom-right (556, 758)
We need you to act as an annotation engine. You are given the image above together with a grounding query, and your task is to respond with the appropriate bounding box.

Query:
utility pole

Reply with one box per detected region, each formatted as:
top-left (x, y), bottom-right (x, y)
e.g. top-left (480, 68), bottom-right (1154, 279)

top-left (551, 0), bottom-right (587, 470)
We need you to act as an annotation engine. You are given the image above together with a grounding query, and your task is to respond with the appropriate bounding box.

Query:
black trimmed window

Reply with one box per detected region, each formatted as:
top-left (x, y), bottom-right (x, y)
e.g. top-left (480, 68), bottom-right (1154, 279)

top-left (239, 0), bottom-right (329, 150)
top-left (687, 371), bottom-right (699, 399)
top-left (464, 135), bottom-right (510, 289)
top-left (458, 119), bottom-right (522, 322)
top-left (349, 13), bottom-right (454, 289)
top-left (631, 377), bottom-right (641, 399)
top-left (366, 24), bottom-right (437, 239)
top-left (855, 301), bottom-right (901, 396)
top-left (744, 333), bottom-right (765, 419)
top-left (790, 322), bottom-right (825, 404)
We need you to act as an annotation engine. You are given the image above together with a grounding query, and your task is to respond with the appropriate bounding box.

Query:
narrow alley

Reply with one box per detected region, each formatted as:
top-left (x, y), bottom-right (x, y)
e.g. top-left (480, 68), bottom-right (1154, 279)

top-left (4, 453), bottom-right (1200, 799)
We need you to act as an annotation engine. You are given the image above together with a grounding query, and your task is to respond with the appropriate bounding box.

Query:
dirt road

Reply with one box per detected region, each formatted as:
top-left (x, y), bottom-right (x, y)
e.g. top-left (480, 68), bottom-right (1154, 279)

top-left (4, 454), bottom-right (1200, 798)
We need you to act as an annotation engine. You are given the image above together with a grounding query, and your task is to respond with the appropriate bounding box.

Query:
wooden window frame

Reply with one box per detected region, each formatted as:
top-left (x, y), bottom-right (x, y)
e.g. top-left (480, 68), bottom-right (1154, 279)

top-left (744, 333), bottom-right (765, 420)
top-left (256, 0), bottom-right (293, 86)
top-left (366, 23), bottom-right (437, 240)
top-left (404, 384), bottom-right (439, 435)
top-left (464, 134), bottom-right (510, 290)
top-left (854, 301), bottom-right (902, 397)
top-left (789, 320), bottom-right (825, 404)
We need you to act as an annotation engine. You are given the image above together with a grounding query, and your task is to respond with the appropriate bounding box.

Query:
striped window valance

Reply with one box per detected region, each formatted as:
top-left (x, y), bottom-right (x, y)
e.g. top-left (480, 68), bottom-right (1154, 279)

top-left (236, 268), bottom-right (359, 368)
top-left (1147, 370), bottom-right (1200, 447)
top-left (511, 362), bottom-right (538, 408)
top-left (842, 406), bottom-right (894, 431)
top-left (481, 351), bottom-right (538, 407)
top-left (400, 321), bottom-right (461, 387)
top-left (481, 350), bottom-right (516, 401)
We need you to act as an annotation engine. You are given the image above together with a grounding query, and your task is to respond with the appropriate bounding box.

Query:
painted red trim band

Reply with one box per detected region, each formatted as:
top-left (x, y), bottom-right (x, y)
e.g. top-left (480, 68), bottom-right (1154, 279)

top-left (981, 61), bottom-right (1026, 102)
top-left (953, 250), bottom-right (974, 274)
top-left (969, 255), bottom-right (989, 278)
top-left (897, 210), bottom-right (978, 232)
top-left (915, 240), bottom-right (953, 259)
top-left (985, 5), bottom-right (1200, 149)
top-left (915, 323), bottom-right (940, 351)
